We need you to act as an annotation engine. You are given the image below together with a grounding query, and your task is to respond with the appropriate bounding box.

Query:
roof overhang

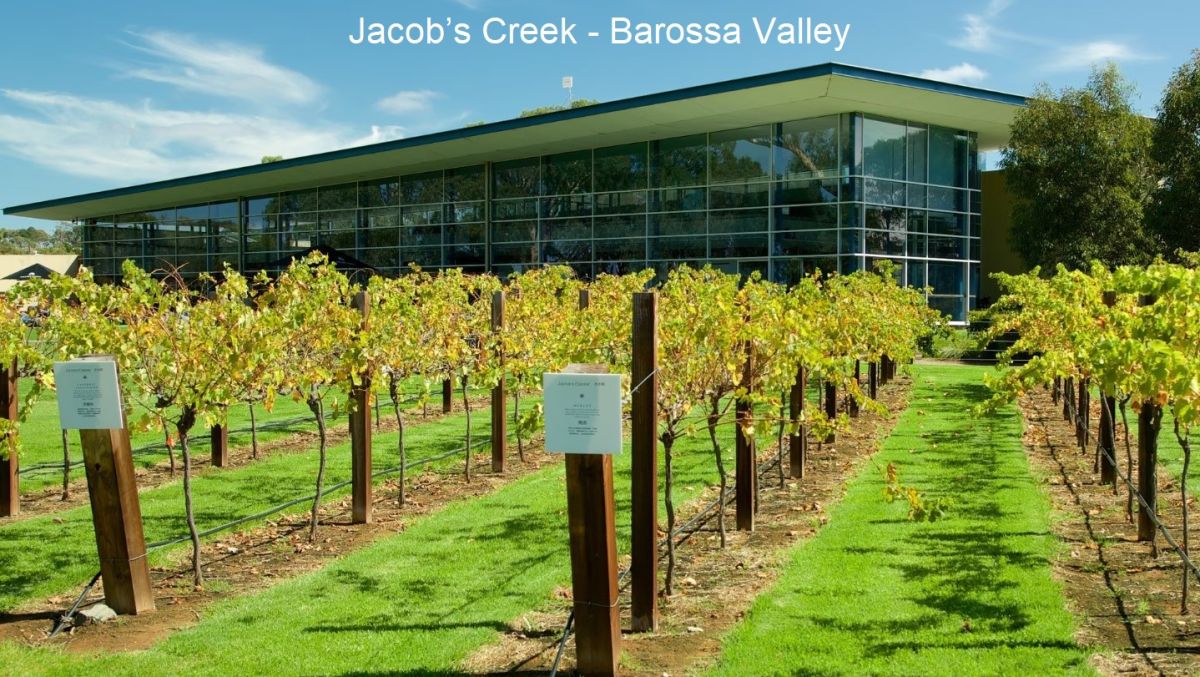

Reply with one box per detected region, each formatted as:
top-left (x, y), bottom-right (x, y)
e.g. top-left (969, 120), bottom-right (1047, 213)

top-left (4, 62), bottom-right (1026, 222)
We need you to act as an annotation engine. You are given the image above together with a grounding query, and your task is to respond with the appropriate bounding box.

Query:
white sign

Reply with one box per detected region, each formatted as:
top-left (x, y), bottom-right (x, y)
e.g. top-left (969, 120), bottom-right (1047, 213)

top-left (53, 357), bottom-right (125, 430)
top-left (561, 75), bottom-right (574, 89)
top-left (543, 372), bottom-right (622, 454)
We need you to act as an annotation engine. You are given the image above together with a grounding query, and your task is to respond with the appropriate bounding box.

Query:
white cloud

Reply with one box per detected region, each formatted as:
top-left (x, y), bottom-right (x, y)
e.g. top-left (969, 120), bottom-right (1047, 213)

top-left (120, 30), bottom-right (321, 105)
top-left (0, 89), bottom-right (405, 182)
top-left (452, 0), bottom-right (481, 9)
top-left (376, 90), bottom-right (440, 115)
top-left (918, 63), bottom-right (988, 85)
top-left (950, 0), bottom-right (1011, 52)
top-left (1045, 40), bottom-right (1157, 71)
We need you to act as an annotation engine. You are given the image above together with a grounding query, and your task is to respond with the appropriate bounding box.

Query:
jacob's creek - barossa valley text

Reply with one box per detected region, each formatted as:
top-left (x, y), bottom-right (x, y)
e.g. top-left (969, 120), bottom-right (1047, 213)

top-left (347, 16), bottom-right (851, 51)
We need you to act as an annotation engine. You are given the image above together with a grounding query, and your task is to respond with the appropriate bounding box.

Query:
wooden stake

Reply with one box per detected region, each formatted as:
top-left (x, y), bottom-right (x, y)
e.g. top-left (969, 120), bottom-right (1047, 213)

top-left (1137, 295), bottom-right (1160, 543)
top-left (630, 292), bottom-right (659, 633)
top-left (736, 343), bottom-right (756, 530)
top-left (0, 359), bottom-right (17, 517)
top-left (849, 360), bottom-right (861, 418)
top-left (350, 290), bottom-right (372, 524)
top-left (868, 361), bottom-right (878, 400)
top-left (1098, 292), bottom-right (1118, 486)
top-left (789, 366), bottom-right (807, 479)
top-left (442, 378), bottom-right (453, 414)
top-left (210, 424), bottom-right (229, 468)
top-left (565, 452), bottom-right (620, 673)
top-left (823, 381), bottom-right (837, 444)
top-left (491, 290), bottom-right (506, 473)
top-left (80, 425), bottom-right (155, 615)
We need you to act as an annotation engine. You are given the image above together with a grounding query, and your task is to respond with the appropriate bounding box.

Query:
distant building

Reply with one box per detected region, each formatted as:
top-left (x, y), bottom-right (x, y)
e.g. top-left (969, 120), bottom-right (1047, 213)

top-left (3, 63), bottom-right (1028, 323)
top-left (0, 254), bottom-right (80, 293)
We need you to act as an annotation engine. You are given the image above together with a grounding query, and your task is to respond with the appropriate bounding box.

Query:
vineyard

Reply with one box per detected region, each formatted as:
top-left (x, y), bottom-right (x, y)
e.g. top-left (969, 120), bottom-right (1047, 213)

top-left (0, 253), bottom-right (1196, 675)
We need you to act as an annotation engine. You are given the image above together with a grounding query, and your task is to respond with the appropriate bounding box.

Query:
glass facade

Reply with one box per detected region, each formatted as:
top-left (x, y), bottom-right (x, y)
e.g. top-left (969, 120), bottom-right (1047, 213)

top-left (82, 112), bottom-right (981, 321)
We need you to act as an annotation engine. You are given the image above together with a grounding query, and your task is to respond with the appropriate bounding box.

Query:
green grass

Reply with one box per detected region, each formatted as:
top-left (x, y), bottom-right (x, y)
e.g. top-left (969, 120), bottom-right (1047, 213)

top-left (0, 395), bottom-right (516, 613)
top-left (14, 378), bottom-right (474, 493)
top-left (0, 404), bottom-right (752, 675)
top-left (710, 364), bottom-right (1092, 676)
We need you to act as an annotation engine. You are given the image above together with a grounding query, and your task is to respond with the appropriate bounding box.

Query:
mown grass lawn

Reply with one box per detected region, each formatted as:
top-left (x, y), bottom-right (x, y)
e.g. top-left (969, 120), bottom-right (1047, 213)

top-left (0, 406), bottom-right (759, 675)
top-left (710, 364), bottom-right (1093, 676)
top-left (0, 394), bottom-right (517, 612)
top-left (14, 378), bottom-right (464, 493)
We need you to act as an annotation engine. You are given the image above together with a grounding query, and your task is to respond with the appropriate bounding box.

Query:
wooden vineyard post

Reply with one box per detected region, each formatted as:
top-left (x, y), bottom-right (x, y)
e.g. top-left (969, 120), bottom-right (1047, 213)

top-left (554, 359), bottom-right (620, 676)
top-left (565, 452), bottom-right (620, 675)
top-left (630, 292), bottom-right (659, 633)
top-left (350, 290), bottom-right (372, 525)
top-left (210, 424), bottom-right (229, 468)
top-left (789, 366), bottom-right (807, 479)
top-left (1098, 292), bottom-right (1117, 486)
top-left (823, 381), bottom-right (837, 444)
top-left (0, 358), bottom-right (17, 517)
top-left (1062, 377), bottom-right (1072, 423)
top-left (736, 342), bottom-right (756, 530)
top-left (1137, 294), bottom-right (1160, 543)
top-left (868, 361), bottom-right (878, 400)
top-left (1076, 379), bottom-right (1088, 450)
top-left (442, 378), bottom-right (453, 414)
top-left (490, 290), bottom-right (506, 473)
top-left (56, 357), bottom-right (154, 615)
top-left (849, 360), bottom-right (861, 418)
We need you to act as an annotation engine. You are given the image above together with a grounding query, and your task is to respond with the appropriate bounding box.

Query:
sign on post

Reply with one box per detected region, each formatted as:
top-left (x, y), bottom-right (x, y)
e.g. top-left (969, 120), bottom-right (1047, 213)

top-left (53, 356), bottom-right (154, 615)
top-left (544, 364), bottom-right (621, 675)
top-left (543, 371), bottom-right (622, 455)
top-left (53, 357), bottom-right (125, 430)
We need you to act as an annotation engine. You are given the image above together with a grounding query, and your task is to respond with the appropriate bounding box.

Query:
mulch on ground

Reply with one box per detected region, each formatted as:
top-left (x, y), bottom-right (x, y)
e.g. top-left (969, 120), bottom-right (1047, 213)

top-left (1019, 388), bottom-right (1200, 676)
top-left (464, 376), bottom-right (913, 676)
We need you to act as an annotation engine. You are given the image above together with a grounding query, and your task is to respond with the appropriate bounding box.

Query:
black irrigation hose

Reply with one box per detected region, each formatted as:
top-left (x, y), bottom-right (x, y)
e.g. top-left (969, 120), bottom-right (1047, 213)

top-left (549, 445), bottom-right (785, 677)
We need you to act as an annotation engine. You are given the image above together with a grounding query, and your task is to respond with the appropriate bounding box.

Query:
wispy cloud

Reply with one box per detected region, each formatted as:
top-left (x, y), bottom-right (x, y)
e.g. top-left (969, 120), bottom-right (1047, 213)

top-left (1044, 40), bottom-right (1158, 71)
top-left (452, 0), bottom-right (481, 9)
top-left (119, 29), bottom-right (322, 105)
top-left (918, 63), bottom-right (988, 85)
top-left (950, 0), bottom-right (1012, 52)
top-left (376, 90), bottom-right (440, 115)
top-left (0, 89), bottom-right (403, 182)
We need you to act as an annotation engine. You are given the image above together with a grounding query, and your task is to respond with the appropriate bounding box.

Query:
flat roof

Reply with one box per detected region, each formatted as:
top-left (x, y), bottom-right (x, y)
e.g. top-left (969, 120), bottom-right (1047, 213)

top-left (5, 62), bottom-right (1026, 221)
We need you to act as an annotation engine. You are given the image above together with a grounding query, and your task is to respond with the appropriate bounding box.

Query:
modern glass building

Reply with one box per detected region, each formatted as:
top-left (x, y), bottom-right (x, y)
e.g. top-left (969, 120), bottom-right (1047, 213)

top-left (4, 63), bottom-right (1025, 323)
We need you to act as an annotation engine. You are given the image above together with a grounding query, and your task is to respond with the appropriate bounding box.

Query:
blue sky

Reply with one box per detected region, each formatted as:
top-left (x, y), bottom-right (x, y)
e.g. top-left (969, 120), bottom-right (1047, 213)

top-left (0, 0), bottom-right (1196, 230)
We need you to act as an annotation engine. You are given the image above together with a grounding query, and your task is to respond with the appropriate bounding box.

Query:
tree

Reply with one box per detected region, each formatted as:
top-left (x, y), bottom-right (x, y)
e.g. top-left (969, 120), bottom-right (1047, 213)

top-left (519, 98), bottom-right (600, 118)
top-left (261, 155), bottom-right (284, 164)
top-left (1000, 63), bottom-right (1157, 270)
top-left (1149, 50), bottom-right (1200, 256)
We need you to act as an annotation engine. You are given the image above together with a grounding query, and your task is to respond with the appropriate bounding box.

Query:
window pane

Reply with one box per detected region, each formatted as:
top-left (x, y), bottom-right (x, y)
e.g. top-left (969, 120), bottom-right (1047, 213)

top-left (445, 165), bottom-right (485, 202)
top-left (775, 205), bottom-right (838, 231)
top-left (776, 230), bottom-right (838, 256)
top-left (863, 117), bottom-right (907, 181)
top-left (775, 178), bottom-right (838, 205)
top-left (776, 115), bottom-right (839, 180)
top-left (651, 211), bottom-right (706, 237)
top-left (543, 150), bottom-right (592, 195)
top-left (493, 157), bottom-right (540, 199)
top-left (709, 125), bottom-right (772, 184)
top-left (319, 183), bottom-right (358, 211)
top-left (929, 126), bottom-right (968, 188)
top-left (907, 123), bottom-right (928, 184)
top-left (594, 142), bottom-right (647, 192)
top-left (710, 233), bottom-right (767, 258)
top-left (928, 262), bottom-right (964, 295)
top-left (709, 209), bottom-right (767, 235)
top-left (360, 178), bottom-right (399, 208)
top-left (401, 171), bottom-right (443, 205)
top-left (594, 215), bottom-right (644, 239)
top-left (651, 134), bottom-right (707, 188)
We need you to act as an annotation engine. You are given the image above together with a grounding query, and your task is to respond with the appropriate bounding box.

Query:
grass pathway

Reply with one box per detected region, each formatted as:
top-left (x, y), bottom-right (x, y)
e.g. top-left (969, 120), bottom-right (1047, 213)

top-left (0, 397), bottom-right (512, 612)
top-left (710, 364), bottom-right (1093, 676)
top-left (0, 408), bottom-right (752, 674)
